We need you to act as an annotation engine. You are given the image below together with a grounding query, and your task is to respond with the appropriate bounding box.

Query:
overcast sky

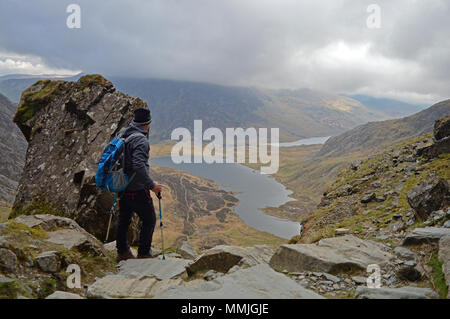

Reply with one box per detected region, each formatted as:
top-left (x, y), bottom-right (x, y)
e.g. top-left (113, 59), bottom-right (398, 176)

top-left (0, 0), bottom-right (449, 105)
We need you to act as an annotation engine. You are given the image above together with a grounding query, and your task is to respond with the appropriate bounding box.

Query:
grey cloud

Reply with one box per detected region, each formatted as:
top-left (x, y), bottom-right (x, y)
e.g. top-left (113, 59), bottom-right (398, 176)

top-left (0, 0), bottom-right (449, 104)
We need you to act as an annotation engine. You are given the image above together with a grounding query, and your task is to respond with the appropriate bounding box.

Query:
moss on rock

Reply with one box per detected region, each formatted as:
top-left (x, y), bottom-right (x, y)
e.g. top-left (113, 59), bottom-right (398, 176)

top-left (77, 74), bottom-right (112, 89)
top-left (10, 196), bottom-right (66, 220)
top-left (14, 80), bottom-right (65, 125)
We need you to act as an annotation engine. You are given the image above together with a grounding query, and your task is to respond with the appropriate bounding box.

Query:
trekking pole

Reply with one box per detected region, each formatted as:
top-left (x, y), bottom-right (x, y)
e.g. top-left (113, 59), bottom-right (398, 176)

top-left (104, 192), bottom-right (117, 244)
top-left (157, 192), bottom-right (165, 260)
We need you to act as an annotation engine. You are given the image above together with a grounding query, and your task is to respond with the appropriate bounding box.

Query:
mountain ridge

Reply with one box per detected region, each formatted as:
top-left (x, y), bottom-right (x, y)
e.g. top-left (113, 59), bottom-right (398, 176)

top-left (316, 99), bottom-right (450, 158)
top-left (1, 74), bottom-right (390, 143)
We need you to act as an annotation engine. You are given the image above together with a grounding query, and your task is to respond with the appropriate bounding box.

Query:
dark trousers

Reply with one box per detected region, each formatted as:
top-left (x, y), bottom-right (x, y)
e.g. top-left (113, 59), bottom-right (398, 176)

top-left (116, 189), bottom-right (156, 255)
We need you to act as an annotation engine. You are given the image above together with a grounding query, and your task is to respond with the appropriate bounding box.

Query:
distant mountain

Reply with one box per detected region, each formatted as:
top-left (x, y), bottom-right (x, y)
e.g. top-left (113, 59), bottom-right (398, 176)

top-left (0, 74), bottom-right (389, 143)
top-left (316, 99), bottom-right (450, 158)
top-left (111, 77), bottom-right (385, 143)
top-left (0, 93), bottom-right (27, 203)
top-left (347, 94), bottom-right (426, 118)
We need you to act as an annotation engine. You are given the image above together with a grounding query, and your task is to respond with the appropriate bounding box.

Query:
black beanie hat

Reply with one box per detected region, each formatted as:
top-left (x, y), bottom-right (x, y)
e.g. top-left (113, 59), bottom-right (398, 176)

top-left (133, 108), bottom-right (151, 125)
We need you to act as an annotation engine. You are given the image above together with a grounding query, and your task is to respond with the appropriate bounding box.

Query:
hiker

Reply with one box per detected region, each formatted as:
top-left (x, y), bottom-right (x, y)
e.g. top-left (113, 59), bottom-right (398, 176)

top-left (115, 107), bottom-right (163, 262)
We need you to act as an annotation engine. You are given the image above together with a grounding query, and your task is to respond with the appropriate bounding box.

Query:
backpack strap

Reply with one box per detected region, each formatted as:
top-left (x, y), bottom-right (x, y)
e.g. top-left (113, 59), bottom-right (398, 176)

top-left (120, 132), bottom-right (145, 187)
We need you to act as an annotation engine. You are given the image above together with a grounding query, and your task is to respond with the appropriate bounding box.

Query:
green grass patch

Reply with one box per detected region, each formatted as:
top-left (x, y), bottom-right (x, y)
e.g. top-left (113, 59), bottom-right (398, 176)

top-left (3, 221), bottom-right (48, 240)
top-left (13, 80), bottom-right (65, 125)
top-left (0, 279), bottom-right (33, 299)
top-left (39, 279), bottom-right (57, 299)
top-left (428, 254), bottom-right (448, 299)
top-left (0, 206), bottom-right (10, 222)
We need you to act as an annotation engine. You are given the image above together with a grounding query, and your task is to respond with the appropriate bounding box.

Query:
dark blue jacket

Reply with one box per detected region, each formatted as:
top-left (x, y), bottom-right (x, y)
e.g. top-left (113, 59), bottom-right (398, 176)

top-left (118, 122), bottom-right (155, 192)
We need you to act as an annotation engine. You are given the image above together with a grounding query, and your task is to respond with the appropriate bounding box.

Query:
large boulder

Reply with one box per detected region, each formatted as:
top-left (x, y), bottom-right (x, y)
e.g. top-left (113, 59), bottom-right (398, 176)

top-left (87, 257), bottom-right (190, 298)
top-left (422, 116), bottom-right (450, 158)
top-left (438, 235), bottom-right (450, 298)
top-left (0, 248), bottom-right (18, 273)
top-left (355, 286), bottom-right (439, 299)
top-left (269, 235), bottom-right (393, 274)
top-left (433, 115), bottom-right (450, 141)
top-left (154, 264), bottom-right (324, 299)
top-left (177, 241), bottom-right (198, 260)
top-left (11, 75), bottom-right (148, 240)
top-left (186, 245), bottom-right (275, 276)
top-left (407, 179), bottom-right (449, 220)
top-left (402, 227), bottom-right (450, 245)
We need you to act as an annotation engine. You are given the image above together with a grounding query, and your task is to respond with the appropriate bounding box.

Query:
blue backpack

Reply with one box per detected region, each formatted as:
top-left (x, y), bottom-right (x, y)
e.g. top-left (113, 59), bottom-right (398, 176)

top-left (95, 132), bottom-right (142, 242)
top-left (95, 132), bottom-right (142, 192)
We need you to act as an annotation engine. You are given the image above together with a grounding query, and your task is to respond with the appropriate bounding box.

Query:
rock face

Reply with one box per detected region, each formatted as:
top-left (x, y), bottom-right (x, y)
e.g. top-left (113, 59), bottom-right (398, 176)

top-left (434, 115), bottom-right (450, 140)
top-left (438, 235), bottom-right (450, 298)
top-left (269, 235), bottom-right (393, 274)
top-left (186, 245), bottom-right (275, 276)
top-left (154, 264), bottom-right (324, 299)
top-left (407, 178), bottom-right (449, 220)
top-left (11, 74), bottom-right (148, 239)
top-left (355, 286), bottom-right (439, 299)
top-left (0, 93), bottom-right (27, 203)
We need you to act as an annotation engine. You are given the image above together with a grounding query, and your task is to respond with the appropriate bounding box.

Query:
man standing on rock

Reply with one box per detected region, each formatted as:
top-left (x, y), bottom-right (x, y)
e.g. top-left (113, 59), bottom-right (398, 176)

top-left (115, 107), bottom-right (163, 262)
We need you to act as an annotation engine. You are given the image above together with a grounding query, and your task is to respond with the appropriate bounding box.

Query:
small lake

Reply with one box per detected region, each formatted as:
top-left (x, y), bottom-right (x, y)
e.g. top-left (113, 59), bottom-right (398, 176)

top-left (275, 136), bottom-right (331, 147)
top-left (151, 137), bottom-right (329, 239)
top-left (152, 156), bottom-right (300, 239)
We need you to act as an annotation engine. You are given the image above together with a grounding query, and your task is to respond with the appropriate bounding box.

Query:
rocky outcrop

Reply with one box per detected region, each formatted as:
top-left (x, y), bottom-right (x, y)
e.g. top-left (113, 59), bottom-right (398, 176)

top-left (177, 241), bottom-right (198, 260)
top-left (269, 235), bottom-right (393, 274)
top-left (154, 264), bottom-right (324, 299)
top-left (14, 214), bottom-right (107, 256)
top-left (186, 245), bottom-right (275, 276)
top-left (438, 235), bottom-right (450, 298)
top-left (407, 178), bottom-right (449, 220)
top-left (422, 115), bottom-right (450, 158)
top-left (434, 115), bottom-right (450, 141)
top-left (11, 75), bottom-right (148, 239)
top-left (402, 227), bottom-right (450, 245)
top-left (0, 214), bottom-right (116, 298)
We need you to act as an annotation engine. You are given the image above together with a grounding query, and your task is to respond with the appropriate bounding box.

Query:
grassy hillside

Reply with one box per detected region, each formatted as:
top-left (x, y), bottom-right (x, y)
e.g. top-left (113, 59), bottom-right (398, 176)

top-left (300, 133), bottom-right (449, 244)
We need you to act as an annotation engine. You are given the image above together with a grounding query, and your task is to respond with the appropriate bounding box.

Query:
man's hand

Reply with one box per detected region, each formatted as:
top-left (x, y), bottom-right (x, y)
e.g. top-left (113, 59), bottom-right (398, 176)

top-left (151, 183), bottom-right (163, 194)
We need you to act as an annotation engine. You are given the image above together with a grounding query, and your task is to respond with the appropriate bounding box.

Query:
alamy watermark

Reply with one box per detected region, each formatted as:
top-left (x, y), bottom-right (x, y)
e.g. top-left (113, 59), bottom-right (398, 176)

top-left (367, 4), bottom-right (381, 29)
top-left (171, 120), bottom-right (279, 174)
top-left (367, 264), bottom-right (382, 288)
top-left (66, 4), bottom-right (81, 29)
top-left (66, 264), bottom-right (81, 289)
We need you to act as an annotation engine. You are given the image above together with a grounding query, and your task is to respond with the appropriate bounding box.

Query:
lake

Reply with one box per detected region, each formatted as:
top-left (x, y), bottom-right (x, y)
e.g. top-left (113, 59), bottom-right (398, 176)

top-left (151, 137), bottom-right (329, 239)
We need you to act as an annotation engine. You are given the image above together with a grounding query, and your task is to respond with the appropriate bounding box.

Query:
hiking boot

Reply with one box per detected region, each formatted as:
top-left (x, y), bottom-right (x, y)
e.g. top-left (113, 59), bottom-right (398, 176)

top-left (137, 253), bottom-right (153, 259)
top-left (116, 249), bottom-right (136, 262)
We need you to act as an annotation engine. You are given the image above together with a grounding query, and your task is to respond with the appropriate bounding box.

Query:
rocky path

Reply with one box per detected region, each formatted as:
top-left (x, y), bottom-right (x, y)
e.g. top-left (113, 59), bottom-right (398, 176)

top-left (1, 213), bottom-right (448, 299)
